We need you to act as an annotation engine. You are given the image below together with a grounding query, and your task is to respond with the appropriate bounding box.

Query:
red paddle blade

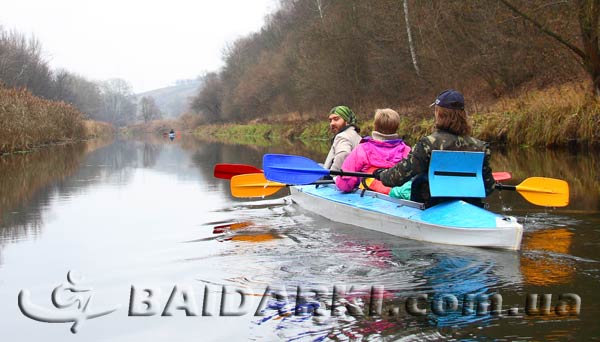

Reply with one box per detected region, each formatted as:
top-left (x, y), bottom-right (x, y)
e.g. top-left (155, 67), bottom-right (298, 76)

top-left (493, 172), bottom-right (512, 182)
top-left (213, 164), bottom-right (262, 179)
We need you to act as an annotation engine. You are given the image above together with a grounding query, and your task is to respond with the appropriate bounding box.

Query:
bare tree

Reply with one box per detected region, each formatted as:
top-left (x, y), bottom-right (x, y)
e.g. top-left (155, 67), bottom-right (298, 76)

top-left (315, 0), bottom-right (325, 21)
top-left (139, 96), bottom-right (162, 123)
top-left (99, 79), bottom-right (137, 126)
top-left (499, 0), bottom-right (600, 96)
top-left (0, 27), bottom-right (54, 98)
top-left (403, 0), bottom-right (421, 77)
top-left (191, 72), bottom-right (223, 122)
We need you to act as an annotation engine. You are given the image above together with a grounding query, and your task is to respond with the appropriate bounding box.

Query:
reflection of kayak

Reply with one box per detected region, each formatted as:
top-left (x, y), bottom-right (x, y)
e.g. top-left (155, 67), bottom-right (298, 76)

top-left (521, 228), bottom-right (574, 285)
top-left (290, 185), bottom-right (523, 250)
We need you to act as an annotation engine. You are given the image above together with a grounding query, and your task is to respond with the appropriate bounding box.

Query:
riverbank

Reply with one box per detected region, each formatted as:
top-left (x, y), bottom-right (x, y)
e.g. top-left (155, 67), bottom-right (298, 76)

top-left (121, 114), bottom-right (203, 137)
top-left (193, 83), bottom-right (599, 149)
top-left (0, 86), bottom-right (115, 155)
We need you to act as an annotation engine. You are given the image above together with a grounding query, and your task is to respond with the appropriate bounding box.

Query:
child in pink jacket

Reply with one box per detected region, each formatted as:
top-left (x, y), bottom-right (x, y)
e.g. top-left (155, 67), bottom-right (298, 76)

top-left (335, 108), bottom-right (410, 194)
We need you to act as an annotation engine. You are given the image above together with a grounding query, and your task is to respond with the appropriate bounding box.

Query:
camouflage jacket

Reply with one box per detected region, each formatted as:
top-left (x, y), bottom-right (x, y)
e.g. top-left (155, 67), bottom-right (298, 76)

top-left (379, 130), bottom-right (495, 196)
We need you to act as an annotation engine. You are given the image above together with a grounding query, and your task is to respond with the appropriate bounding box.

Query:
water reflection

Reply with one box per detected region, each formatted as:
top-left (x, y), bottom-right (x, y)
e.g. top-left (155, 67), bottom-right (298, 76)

top-left (0, 139), bottom-right (113, 264)
top-left (521, 228), bottom-right (576, 286)
top-left (0, 136), bottom-right (187, 265)
top-left (246, 235), bottom-right (522, 340)
top-left (191, 193), bottom-right (524, 340)
top-left (0, 135), bottom-right (597, 341)
top-left (491, 147), bottom-right (600, 212)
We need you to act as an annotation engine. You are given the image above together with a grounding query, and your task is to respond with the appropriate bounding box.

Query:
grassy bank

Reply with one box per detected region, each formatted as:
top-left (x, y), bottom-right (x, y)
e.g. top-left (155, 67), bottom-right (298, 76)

top-left (123, 112), bottom-right (209, 137)
top-left (474, 84), bottom-right (599, 147)
top-left (0, 86), bottom-right (114, 154)
top-left (193, 83), bottom-right (599, 148)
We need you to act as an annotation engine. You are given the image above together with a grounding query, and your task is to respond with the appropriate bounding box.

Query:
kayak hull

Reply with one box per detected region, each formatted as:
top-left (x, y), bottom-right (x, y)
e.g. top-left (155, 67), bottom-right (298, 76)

top-left (290, 185), bottom-right (523, 250)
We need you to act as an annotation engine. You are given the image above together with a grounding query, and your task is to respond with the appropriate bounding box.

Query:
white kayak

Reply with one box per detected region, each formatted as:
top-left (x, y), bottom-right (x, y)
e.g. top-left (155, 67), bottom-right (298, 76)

top-left (289, 184), bottom-right (523, 250)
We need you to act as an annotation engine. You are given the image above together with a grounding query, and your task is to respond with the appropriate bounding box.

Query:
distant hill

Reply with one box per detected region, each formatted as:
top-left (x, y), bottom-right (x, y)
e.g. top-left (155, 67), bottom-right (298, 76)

top-left (136, 80), bottom-right (202, 118)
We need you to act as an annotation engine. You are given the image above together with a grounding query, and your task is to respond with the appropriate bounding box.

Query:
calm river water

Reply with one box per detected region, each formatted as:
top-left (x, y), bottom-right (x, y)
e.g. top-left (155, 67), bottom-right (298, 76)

top-left (0, 136), bottom-right (598, 341)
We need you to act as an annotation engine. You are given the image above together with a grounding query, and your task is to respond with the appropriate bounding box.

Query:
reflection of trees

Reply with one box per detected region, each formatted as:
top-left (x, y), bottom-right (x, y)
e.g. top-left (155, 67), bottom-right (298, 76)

top-left (77, 138), bottom-right (140, 184)
top-left (142, 143), bottom-right (159, 168)
top-left (0, 142), bottom-right (101, 264)
top-left (185, 135), bottom-right (332, 187)
top-left (0, 143), bottom-right (87, 229)
top-left (0, 138), bottom-right (155, 265)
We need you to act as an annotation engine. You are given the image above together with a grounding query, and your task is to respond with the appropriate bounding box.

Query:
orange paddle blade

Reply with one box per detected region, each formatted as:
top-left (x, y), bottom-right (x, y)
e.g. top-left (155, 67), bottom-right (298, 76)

top-left (230, 173), bottom-right (286, 198)
top-left (516, 177), bottom-right (569, 207)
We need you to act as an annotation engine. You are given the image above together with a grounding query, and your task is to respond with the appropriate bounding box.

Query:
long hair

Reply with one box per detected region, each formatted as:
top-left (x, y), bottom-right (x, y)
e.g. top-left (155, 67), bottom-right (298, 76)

top-left (434, 106), bottom-right (471, 136)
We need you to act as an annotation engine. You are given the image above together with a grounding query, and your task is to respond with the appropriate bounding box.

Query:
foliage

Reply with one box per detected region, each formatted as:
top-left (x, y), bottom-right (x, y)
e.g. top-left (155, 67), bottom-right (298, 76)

top-left (0, 26), bottom-right (137, 127)
top-left (498, 0), bottom-right (600, 96)
top-left (190, 0), bottom-right (584, 124)
top-left (193, 82), bottom-right (599, 148)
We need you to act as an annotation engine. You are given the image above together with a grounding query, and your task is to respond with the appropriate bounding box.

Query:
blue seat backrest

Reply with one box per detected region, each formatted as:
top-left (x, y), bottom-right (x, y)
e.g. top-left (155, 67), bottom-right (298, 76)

top-left (428, 151), bottom-right (486, 198)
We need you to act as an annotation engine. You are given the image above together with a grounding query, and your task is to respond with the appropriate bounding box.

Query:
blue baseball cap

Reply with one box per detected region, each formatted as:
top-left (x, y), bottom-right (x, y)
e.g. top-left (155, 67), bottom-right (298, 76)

top-left (430, 89), bottom-right (465, 110)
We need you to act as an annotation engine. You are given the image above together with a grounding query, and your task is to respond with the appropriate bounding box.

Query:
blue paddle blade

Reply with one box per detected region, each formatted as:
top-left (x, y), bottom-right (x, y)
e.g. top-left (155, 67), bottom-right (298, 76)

top-left (428, 151), bottom-right (486, 198)
top-left (263, 154), bottom-right (330, 185)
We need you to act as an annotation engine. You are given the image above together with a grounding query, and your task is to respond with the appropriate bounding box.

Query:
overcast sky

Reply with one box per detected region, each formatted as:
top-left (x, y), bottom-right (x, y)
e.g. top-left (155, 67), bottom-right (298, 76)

top-left (1, 0), bottom-right (276, 93)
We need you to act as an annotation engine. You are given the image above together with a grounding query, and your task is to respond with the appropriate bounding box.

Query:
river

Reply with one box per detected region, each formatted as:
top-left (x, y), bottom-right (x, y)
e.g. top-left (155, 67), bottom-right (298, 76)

top-left (0, 135), bottom-right (598, 341)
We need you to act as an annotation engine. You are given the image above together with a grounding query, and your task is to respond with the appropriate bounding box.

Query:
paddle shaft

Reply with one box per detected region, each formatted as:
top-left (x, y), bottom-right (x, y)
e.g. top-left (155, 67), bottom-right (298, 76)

top-left (495, 184), bottom-right (516, 191)
top-left (308, 180), bottom-right (336, 185)
top-left (331, 170), bottom-right (374, 178)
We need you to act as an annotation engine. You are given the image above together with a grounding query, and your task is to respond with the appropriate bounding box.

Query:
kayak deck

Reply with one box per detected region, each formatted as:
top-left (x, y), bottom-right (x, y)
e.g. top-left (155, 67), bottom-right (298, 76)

top-left (290, 184), bottom-right (523, 250)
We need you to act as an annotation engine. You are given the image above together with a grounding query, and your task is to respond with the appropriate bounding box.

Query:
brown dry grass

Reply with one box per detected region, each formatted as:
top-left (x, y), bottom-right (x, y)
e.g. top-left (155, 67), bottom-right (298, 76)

top-left (83, 120), bottom-right (115, 138)
top-left (473, 82), bottom-right (600, 147)
top-left (0, 86), bottom-right (86, 153)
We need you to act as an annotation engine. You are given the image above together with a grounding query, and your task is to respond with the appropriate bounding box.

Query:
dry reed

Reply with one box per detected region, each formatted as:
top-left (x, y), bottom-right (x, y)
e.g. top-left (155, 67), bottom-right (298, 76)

top-left (0, 86), bottom-right (86, 154)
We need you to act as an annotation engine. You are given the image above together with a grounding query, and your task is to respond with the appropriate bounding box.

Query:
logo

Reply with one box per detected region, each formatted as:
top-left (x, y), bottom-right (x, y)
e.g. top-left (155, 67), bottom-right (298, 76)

top-left (18, 271), bottom-right (120, 333)
top-left (17, 277), bottom-right (582, 334)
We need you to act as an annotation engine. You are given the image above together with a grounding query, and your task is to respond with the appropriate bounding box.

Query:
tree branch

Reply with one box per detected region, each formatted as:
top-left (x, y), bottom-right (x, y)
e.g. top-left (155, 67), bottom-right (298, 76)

top-left (498, 0), bottom-right (587, 60)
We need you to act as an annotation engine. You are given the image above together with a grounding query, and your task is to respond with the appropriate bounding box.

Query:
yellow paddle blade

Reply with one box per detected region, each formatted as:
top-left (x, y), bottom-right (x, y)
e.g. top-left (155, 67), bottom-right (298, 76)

top-left (230, 173), bottom-right (286, 198)
top-left (516, 177), bottom-right (569, 207)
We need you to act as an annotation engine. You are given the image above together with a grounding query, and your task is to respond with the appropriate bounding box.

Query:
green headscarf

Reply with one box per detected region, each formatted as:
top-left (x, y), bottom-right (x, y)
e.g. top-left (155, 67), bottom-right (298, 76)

top-left (329, 105), bottom-right (357, 125)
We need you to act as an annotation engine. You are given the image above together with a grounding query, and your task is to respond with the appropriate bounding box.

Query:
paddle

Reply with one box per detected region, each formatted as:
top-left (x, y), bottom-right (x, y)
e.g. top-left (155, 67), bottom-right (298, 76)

top-left (214, 163), bottom-right (262, 180)
top-left (495, 177), bottom-right (569, 207)
top-left (230, 173), bottom-right (334, 198)
top-left (263, 154), bottom-right (373, 184)
top-left (215, 162), bottom-right (512, 182)
top-left (492, 171), bottom-right (512, 182)
top-left (262, 154), bottom-right (569, 207)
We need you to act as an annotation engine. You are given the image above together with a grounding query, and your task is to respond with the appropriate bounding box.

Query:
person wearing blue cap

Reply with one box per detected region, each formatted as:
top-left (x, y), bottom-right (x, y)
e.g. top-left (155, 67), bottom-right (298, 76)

top-left (373, 89), bottom-right (495, 206)
top-left (323, 105), bottom-right (362, 171)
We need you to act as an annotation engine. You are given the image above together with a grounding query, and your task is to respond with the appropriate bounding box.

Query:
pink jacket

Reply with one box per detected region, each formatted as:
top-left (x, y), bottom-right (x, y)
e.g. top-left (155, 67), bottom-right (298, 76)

top-left (335, 136), bottom-right (411, 192)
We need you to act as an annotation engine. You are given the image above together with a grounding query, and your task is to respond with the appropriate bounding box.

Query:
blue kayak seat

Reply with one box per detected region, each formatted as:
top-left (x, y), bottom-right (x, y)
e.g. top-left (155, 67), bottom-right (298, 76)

top-left (428, 151), bottom-right (486, 198)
